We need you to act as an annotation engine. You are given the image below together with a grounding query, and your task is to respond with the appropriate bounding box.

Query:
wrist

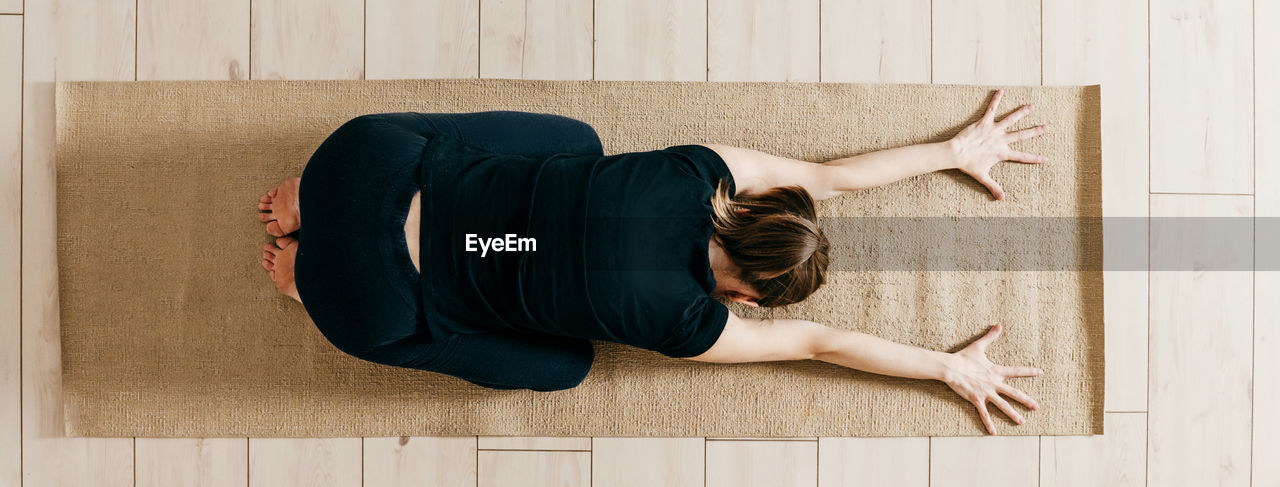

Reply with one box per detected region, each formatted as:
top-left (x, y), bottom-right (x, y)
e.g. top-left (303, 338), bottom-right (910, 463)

top-left (934, 140), bottom-right (961, 171)
top-left (932, 351), bottom-right (959, 382)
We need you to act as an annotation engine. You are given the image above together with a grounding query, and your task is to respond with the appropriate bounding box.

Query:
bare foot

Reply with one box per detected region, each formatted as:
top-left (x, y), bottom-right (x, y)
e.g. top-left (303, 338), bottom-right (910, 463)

top-left (258, 177), bottom-right (301, 237)
top-left (262, 236), bottom-right (302, 303)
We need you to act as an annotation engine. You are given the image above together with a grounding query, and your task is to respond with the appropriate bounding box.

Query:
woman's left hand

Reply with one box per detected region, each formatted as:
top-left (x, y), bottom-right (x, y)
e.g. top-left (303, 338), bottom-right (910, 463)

top-left (947, 89), bottom-right (1050, 200)
top-left (941, 324), bottom-right (1043, 435)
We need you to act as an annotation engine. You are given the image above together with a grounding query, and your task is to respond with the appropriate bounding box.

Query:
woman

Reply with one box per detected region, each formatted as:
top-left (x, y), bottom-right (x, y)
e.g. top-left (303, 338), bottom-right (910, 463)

top-left (258, 89), bottom-right (1047, 435)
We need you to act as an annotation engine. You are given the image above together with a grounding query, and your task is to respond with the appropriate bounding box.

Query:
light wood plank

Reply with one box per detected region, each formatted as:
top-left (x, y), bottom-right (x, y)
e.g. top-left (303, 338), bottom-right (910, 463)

top-left (477, 436), bottom-right (590, 450)
top-left (707, 0), bottom-right (819, 82)
top-left (930, 437), bottom-right (1039, 487)
top-left (22, 0), bottom-right (136, 485)
top-left (1254, 2), bottom-right (1280, 485)
top-left (931, 0), bottom-right (1040, 85)
top-left (1094, 0), bottom-right (1150, 415)
top-left (363, 436), bottom-right (476, 487)
top-left (593, 0), bottom-right (705, 81)
top-left (478, 450), bottom-right (590, 487)
top-left (1039, 413), bottom-right (1146, 486)
top-left (250, 0), bottom-right (364, 80)
top-left (1148, 194), bottom-right (1252, 486)
top-left (705, 440), bottom-right (817, 487)
top-left (479, 0), bottom-right (591, 80)
top-left (817, 437), bottom-right (928, 487)
top-left (366, 0), bottom-right (478, 79)
top-left (0, 0), bottom-right (17, 15)
top-left (591, 438), bottom-right (703, 487)
top-left (137, 0), bottom-right (250, 81)
top-left (0, 15), bottom-right (20, 487)
top-left (136, 438), bottom-right (248, 487)
top-left (1150, 0), bottom-right (1252, 193)
top-left (248, 438), bottom-right (361, 487)
top-left (819, 0), bottom-right (929, 83)
top-left (1043, 0), bottom-right (1149, 412)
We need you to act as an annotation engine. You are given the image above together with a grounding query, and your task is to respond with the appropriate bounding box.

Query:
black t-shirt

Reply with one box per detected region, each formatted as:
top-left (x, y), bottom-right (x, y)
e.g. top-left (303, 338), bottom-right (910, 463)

top-left (418, 134), bottom-right (734, 358)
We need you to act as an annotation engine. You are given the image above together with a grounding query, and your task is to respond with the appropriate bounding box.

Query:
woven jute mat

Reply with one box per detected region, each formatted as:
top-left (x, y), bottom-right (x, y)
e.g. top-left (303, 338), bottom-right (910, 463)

top-left (56, 79), bottom-right (1101, 437)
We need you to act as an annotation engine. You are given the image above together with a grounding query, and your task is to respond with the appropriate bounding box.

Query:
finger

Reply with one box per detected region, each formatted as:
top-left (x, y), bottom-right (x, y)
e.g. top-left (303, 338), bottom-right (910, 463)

top-left (975, 173), bottom-right (1005, 201)
top-left (998, 365), bottom-right (1044, 378)
top-left (992, 396), bottom-right (1026, 425)
top-left (974, 323), bottom-right (1004, 351)
top-left (998, 384), bottom-right (1041, 411)
top-left (973, 399), bottom-right (997, 435)
top-left (1006, 124), bottom-right (1049, 143)
top-left (982, 89), bottom-right (1004, 124)
top-left (1000, 150), bottom-right (1048, 164)
top-left (996, 103), bottom-right (1033, 129)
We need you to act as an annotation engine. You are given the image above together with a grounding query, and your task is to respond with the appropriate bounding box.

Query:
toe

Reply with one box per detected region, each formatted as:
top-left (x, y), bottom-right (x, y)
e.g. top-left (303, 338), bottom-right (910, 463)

top-left (268, 187), bottom-right (278, 198)
top-left (258, 212), bottom-right (276, 223)
top-left (262, 258), bottom-right (271, 270)
top-left (276, 236), bottom-right (297, 248)
top-left (258, 202), bottom-right (271, 211)
top-left (260, 194), bottom-right (271, 203)
top-left (264, 250), bottom-right (275, 262)
top-left (266, 221), bottom-right (283, 237)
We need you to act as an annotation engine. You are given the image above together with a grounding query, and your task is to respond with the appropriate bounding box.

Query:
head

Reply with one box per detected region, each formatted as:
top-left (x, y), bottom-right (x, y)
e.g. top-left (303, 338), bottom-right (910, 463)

top-left (707, 179), bottom-right (830, 307)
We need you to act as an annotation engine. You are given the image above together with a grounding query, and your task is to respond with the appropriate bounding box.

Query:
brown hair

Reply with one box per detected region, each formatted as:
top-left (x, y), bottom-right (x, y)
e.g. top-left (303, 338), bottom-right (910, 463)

top-left (709, 179), bottom-right (830, 307)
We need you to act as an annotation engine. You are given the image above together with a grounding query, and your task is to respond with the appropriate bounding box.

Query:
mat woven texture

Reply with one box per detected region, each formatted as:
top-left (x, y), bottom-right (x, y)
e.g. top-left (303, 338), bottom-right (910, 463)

top-left (56, 79), bottom-right (1102, 437)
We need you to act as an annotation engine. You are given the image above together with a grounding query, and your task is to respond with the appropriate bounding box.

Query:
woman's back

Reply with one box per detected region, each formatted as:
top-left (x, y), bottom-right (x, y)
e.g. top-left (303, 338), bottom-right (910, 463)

top-left (419, 134), bottom-right (733, 358)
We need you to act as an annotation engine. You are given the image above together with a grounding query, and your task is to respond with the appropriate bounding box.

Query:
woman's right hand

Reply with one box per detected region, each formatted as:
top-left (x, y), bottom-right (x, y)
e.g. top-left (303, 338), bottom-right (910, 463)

top-left (940, 324), bottom-right (1043, 435)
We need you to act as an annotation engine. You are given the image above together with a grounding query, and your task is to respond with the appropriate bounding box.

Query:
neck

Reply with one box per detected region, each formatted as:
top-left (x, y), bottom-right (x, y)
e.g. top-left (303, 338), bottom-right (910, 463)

top-left (707, 239), bottom-right (741, 295)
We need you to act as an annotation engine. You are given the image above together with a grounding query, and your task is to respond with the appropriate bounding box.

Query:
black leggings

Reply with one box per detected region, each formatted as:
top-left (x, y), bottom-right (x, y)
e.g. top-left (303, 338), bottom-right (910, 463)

top-left (294, 111), bottom-right (604, 391)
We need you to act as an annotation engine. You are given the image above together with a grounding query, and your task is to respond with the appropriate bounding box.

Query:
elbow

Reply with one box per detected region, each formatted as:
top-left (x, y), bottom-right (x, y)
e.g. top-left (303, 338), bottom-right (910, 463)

top-left (803, 324), bottom-right (839, 361)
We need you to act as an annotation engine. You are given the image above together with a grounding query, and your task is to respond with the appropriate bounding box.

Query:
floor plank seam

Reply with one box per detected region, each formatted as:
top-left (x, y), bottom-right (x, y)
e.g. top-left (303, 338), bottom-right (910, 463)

top-left (18, 6), bottom-right (23, 487)
top-left (1144, 0), bottom-right (1152, 483)
top-left (1250, 1), bottom-right (1258, 483)
top-left (1149, 191), bottom-right (1255, 196)
top-left (475, 448), bottom-right (593, 453)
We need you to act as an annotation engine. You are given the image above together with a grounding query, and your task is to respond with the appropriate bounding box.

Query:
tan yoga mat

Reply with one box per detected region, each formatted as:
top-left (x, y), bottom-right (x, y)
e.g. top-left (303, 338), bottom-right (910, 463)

top-left (56, 79), bottom-right (1102, 437)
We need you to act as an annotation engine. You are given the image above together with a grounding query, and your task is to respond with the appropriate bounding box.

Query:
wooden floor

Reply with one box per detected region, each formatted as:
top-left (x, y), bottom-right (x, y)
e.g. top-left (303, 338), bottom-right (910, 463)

top-left (1, 0), bottom-right (1274, 485)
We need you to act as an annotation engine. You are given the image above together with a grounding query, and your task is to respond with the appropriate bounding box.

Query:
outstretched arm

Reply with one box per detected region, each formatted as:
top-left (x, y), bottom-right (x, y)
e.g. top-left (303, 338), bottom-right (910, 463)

top-left (688, 312), bottom-right (1043, 435)
top-left (703, 89), bottom-right (1049, 201)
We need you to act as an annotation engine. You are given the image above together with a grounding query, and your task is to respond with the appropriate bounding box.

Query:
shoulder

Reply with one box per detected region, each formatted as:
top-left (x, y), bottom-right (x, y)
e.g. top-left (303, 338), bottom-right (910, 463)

top-left (657, 145), bottom-right (735, 191)
top-left (653, 292), bottom-right (730, 358)
top-left (697, 144), bottom-right (836, 199)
